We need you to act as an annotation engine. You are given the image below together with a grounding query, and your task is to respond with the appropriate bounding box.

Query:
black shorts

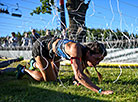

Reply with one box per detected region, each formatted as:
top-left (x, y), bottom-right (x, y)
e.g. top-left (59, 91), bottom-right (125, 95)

top-left (32, 36), bottom-right (53, 59)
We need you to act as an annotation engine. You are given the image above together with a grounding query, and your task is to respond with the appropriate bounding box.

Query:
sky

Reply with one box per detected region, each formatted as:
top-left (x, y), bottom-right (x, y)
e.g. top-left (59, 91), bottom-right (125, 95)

top-left (0, 0), bottom-right (138, 37)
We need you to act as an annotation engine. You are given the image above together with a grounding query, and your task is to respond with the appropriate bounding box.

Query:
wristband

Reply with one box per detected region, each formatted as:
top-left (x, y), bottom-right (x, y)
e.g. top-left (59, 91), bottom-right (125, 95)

top-left (98, 89), bottom-right (102, 94)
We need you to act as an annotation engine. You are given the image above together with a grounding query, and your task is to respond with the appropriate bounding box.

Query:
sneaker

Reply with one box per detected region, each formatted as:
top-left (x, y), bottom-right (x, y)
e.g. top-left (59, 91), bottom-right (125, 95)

top-left (28, 58), bottom-right (36, 70)
top-left (16, 64), bottom-right (25, 79)
top-left (16, 56), bottom-right (24, 62)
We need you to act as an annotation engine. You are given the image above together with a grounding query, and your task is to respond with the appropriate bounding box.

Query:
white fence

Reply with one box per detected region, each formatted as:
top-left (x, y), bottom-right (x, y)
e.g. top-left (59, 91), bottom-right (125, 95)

top-left (0, 48), bottom-right (138, 64)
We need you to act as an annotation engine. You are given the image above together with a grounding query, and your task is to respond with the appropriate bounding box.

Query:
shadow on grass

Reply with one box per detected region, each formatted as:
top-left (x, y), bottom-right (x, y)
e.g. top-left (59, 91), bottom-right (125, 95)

top-left (59, 73), bottom-right (100, 86)
top-left (104, 78), bottom-right (138, 85)
top-left (0, 73), bottom-right (111, 102)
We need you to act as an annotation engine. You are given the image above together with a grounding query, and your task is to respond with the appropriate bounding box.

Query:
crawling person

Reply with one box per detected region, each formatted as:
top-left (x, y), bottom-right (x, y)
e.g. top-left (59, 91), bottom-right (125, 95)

top-left (16, 36), bottom-right (113, 95)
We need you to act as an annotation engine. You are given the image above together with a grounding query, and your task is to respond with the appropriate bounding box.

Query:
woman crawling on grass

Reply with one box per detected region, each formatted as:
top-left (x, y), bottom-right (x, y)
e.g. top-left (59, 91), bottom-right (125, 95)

top-left (16, 36), bottom-right (113, 95)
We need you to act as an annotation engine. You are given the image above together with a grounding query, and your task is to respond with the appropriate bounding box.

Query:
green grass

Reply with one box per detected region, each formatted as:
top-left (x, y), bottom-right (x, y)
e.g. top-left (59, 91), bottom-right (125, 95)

top-left (0, 60), bottom-right (138, 102)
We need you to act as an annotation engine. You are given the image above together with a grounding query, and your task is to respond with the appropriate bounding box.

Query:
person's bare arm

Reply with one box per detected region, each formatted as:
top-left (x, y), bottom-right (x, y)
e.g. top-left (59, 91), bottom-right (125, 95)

top-left (71, 58), bottom-right (113, 95)
top-left (71, 58), bottom-right (100, 92)
top-left (68, 43), bottom-right (113, 95)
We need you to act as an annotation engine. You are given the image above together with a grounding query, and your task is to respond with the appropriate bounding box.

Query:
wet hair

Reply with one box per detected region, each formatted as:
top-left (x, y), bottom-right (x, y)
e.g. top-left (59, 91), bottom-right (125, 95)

top-left (85, 41), bottom-right (107, 56)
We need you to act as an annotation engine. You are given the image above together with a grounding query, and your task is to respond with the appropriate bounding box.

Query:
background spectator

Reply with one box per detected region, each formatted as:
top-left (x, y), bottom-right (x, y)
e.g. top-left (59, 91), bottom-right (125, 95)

top-left (31, 29), bottom-right (40, 44)
top-left (2, 36), bottom-right (10, 47)
top-left (21, 33), bottom-right (32, 46)
top-left (45, 29), bottom-right (53, 37)
top-left (9, 32), bottom-right (18, 47)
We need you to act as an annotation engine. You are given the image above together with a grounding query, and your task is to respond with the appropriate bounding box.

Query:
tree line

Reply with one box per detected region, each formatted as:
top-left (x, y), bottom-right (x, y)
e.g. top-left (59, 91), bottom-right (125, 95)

top-left (0, 28), bottom-right (138, 44)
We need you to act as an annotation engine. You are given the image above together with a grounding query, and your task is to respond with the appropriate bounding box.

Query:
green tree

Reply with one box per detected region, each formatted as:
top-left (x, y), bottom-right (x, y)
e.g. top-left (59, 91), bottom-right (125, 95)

top-left (135, 33), bottom-right (138, 38)
top-left (17, 32), bottom-right (22, 46)
top-left (123, 30), bottom-right (129, 40)
top-left (30, 0), bottom-right (54, 15)
top-left (116, 28), bottom-right (123, 40)
top-left (30, 0), bottom-right (90, 42)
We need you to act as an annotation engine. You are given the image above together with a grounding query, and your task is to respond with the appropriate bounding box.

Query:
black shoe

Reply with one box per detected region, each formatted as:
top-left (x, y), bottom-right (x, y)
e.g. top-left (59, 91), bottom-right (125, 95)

top-left (16, 64), bottom-right (25, 79)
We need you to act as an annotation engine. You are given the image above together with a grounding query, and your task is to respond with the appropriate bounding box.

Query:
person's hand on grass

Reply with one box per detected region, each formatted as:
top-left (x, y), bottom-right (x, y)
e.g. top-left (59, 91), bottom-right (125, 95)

top-left (101, 90), bottom-right (113, 95)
